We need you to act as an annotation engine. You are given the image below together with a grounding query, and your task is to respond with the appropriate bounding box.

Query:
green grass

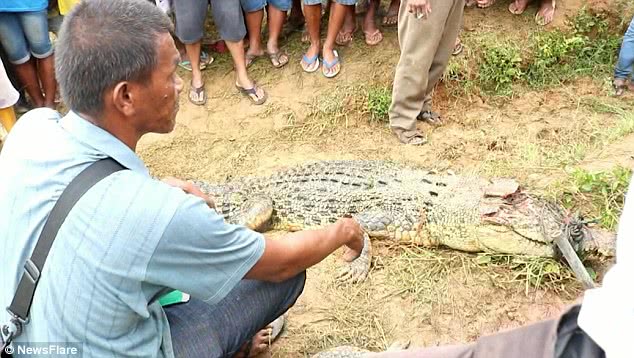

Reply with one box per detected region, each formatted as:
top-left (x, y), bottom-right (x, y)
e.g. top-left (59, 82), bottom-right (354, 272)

top-left (556, 166), bottom-right (632, 231)
top-left (367, 87), bottom-right (392, 123)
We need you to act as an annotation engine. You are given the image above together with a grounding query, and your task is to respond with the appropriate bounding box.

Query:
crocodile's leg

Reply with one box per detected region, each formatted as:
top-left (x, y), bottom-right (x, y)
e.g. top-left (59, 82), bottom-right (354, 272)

top-left (228, 196), bottom-right (274, 232)
top-left (336, 209), bottom-right (408, 283)
top-left (336, 233), bottom-right (372, 284)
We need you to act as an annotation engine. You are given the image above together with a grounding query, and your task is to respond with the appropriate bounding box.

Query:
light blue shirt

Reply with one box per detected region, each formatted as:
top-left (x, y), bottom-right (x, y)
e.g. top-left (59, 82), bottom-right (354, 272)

top-left (0, 109), bottom-right (265, 357)
top-left (0, 0), bottom-right (47, 12)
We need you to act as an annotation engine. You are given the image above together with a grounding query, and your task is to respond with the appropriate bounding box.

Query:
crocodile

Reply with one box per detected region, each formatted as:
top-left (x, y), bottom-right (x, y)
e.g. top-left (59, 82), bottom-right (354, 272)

top-left (194, 160), bottom-right (615, 284)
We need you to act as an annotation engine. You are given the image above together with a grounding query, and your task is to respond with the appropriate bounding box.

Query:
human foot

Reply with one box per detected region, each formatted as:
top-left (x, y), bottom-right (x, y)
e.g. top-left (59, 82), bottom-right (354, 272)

top-left (535, 0), bottom-right (556, 26)
top-left (322, 49), bottom-right (341, 78)
top-left (234, 315), bottom-right (286, 358)
top-left (476, 0), bottom-right (495, 8)
top-left (301, 44), bottom-right (320, 73)
top-left (508, 0), bottom-right (530, 14)
top-left (245, 49), bottom-right (265, 68)
top-left (236, 81), bottom-right (267, 105)
top-left (381, 0), bottom-right (399, 26)
top-left (614, 78), bottom-right (627, 96)
top-left (336, 15), bottom-right (357, 46)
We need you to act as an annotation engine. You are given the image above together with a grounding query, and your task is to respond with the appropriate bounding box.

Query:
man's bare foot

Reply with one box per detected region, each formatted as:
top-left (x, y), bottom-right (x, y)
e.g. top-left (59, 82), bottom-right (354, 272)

top-left (336, 11), bottom-right (357, 46)
top-left (508, 0), bottom-right (530, 14)
top-left (381, 0), bottom-right (399, 26)
top-left (535, 0), bottom-right (556, 26)
top-left (476, 0), bottom-right (495, 9)
top-left (234, 316), bottom-right (286, 358)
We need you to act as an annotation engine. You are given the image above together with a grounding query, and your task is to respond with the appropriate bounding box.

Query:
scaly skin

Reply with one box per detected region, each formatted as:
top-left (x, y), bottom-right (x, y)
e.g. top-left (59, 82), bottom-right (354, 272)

top-left (195, 160), bottom-right (615, 283)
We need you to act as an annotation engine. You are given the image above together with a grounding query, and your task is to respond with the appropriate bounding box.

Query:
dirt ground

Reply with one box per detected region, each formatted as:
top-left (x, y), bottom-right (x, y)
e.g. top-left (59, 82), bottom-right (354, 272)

top-left (135, 0), bottom-right (633, 356)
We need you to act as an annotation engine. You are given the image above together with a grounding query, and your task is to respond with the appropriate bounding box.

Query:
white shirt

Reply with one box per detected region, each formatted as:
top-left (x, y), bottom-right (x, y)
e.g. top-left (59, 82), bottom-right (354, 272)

top-left (578, 176), bottom-right (634, 358)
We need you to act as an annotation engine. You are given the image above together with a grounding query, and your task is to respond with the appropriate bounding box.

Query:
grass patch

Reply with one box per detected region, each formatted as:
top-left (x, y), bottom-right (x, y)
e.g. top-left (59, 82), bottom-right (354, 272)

top-left (554, 166), bottom-right (632, 231)
top-left (446, 7), bottom-right (621, 97)
top-left (367, 87), bottom-right (392, 123)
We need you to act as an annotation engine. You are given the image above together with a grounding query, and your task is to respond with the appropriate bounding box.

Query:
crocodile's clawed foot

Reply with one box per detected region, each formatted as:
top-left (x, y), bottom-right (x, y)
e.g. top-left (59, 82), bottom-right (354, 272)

top-left (336, 234), bottom-right (372, 284)
top-left (336, 258), bottom-right (370, 283)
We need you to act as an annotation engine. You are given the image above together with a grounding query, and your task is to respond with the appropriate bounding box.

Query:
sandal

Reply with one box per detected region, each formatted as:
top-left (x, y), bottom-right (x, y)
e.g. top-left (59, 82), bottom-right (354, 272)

top-left (417, 110), bottom-right (443, 126)
top-left (189, 82), bottom-right (206, 106)
top-left (245, 52), bottom-right (264, 68)
top-left (179, 51), bottom-right (214, 72)
top-left (452, 37), bottom-right (464, 56)
top-left (394, 131), bottom-right (427, 145)
top-left (613, 78), bottom-right (627, 97)
top-left (322, 50), bottom-right (341, 79)
top-left (236, 82), bottom-right (267, 105)
top-left (477, 0), bottom-right (496, 8)
top-left (301, 53), bottom-right (320, 73)
top-left (336, 25), bottom-right (357, 46)
top-left (363, 29), bottom-right (383, 46)
top-left (268, 50), bottom-right (289, 69)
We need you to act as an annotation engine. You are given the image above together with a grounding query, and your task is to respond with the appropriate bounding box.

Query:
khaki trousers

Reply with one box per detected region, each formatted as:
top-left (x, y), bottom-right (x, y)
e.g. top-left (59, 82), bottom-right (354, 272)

top-left (389, 0), bottom-right (464, 141)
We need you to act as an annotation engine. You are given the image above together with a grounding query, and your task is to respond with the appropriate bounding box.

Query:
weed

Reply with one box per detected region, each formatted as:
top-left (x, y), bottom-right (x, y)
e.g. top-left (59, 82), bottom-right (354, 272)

top-left (557, 167), bottom-right (632, 230)
top-left (477, 44), bottom-right (523, 95)
top-left (367, 87), bottom-right (392, 123)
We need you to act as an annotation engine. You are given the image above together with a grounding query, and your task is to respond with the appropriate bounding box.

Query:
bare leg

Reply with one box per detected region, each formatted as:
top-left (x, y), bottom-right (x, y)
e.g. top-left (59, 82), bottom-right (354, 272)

top-left (382, 0), bottom-right (399, 26)
top-left (363, 0), bottom-right (383, 46)
top-left (301, 4), bottom-right (322, 69)
top-left (36, 55), bottom-right (57, 109)
top-left (535, 0), bottom-right (556, 25)
top-left (266, 5), bottom-right (289, 68)
top-left (185, 41), bottom-right (205, 105)
top-left (13, 59), bottom-right (45, 108)
top-left (322, 3), bottom-right (349, 76)
top-left (245, 9), bottom-right (265, 64)
top-left (337, 5), bottom-right (356, 46)
top-left (509, 0), bottom-right (531, 15)
top-left (288, 0), bottom-right (305, 29)
top-left (225, 40), bottom-right (266, 103)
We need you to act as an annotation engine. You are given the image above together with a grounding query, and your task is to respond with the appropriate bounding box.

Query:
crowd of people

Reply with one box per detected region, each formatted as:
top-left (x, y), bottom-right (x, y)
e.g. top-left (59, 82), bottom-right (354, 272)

top-left (0, 1), bottom-right (632, 358)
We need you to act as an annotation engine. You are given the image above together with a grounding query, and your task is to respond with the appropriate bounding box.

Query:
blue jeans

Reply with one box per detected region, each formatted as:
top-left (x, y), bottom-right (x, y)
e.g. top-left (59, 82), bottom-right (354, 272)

top-left (615, 16), bottom-right (634, 80)
top-left (165, 273), bottom-right (306, 358)
top-left (0, 10), bottom-right (53, 65)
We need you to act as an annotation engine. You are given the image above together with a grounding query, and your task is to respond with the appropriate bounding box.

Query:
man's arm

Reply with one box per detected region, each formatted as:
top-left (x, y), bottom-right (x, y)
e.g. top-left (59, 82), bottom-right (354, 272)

top-left (245, 218), bottom-right (364, 282)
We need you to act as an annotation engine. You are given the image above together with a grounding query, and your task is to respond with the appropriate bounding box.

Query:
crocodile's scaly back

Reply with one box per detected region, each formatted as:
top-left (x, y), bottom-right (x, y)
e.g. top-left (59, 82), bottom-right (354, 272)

top-left (194, 160), bottom-right (615, 283)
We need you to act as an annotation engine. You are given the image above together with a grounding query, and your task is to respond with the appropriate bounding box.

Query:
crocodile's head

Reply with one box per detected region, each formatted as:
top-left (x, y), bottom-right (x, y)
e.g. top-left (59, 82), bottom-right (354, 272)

top-left (475, 193), bottom-right (616, 258)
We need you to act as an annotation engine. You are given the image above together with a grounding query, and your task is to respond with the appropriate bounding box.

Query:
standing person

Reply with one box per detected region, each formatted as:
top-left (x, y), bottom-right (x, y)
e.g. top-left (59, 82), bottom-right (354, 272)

top-left (614, 16), bottom-right (634, 96)
top-left (0, 58), bottom-right (19, 133)
top-left (508, 0), bottom-right (557, 26)
top-left (389, 0), bottom-right (464, 145)
top-left (0, 1), bottom-right (364, 357)
top-left (301, 0), bottom-right (357, 78)
top-left (0, 0), bottom-right (57, 109)
top-left (173, 0), bottom-right (267, 106)
top-left (242, 0), bottom-right (290, 69)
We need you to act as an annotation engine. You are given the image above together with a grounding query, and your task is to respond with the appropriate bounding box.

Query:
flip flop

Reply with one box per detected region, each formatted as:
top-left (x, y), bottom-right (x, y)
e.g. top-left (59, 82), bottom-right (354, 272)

top-left (322, 50), bottom-right (340, 79)
top-left (236, 83), bottom-right (267, 105)
top-left (394, 131), bottom-right (427, 145)
top-left (189, 82), bottom-right (206, 106)
top-left (336, 24), bottom-right (358, 46)
top-left (417, 110), bottom-right (443, 126)
top-left (268, 50), bottom-right (289, 69)
top-left (508, 0), bottom-right (526, 14)
top-left (477, 0), bottom-right (496, 8)
top-left (363, 29), bottom-right (383, 46)
top-left (179, 51), bottom-right (214, 72)
top-left (246, 52), bottom-right (264, 68)
top-left (452, 38), bottom-right (464, 56)
top-left (301, 53), bottom-right (320, 73)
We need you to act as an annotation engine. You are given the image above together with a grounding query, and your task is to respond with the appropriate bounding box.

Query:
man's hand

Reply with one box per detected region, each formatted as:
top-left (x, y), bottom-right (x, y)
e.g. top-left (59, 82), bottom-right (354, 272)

top-left (162, 177), bottom-right (216, 209)
top-left (331, 218), bottom-right (365, 262)
top-left (408, 0), bottom-right (432, 19)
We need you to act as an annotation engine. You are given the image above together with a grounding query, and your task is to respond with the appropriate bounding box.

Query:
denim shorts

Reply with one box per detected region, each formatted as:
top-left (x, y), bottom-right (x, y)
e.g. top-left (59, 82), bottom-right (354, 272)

top-left (173, 0), bottom-right (246, 43)
top-left (304, 0), bottom-right (356, 5)
top-left (241, 0), bottom-right (292, 12)
top-left (0, 10), bottom-right (53, 65)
